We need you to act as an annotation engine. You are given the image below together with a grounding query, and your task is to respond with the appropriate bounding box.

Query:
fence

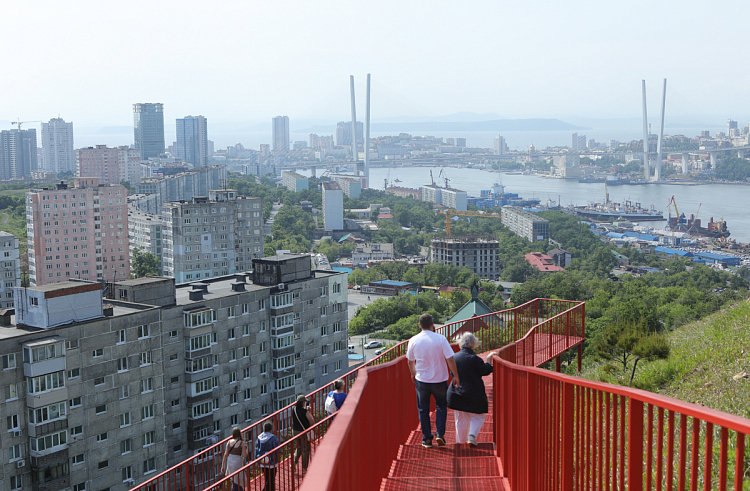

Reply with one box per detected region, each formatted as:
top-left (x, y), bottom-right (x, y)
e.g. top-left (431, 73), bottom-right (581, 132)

top-left (493, 344), bottom-right (750, 491)
top-left (134, 298), bottom-right (581, 491)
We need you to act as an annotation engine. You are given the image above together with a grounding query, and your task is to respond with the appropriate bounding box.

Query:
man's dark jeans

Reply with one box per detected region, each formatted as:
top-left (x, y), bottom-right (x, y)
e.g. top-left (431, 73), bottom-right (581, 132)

top-left (415, 380), bottom-right (448, 442)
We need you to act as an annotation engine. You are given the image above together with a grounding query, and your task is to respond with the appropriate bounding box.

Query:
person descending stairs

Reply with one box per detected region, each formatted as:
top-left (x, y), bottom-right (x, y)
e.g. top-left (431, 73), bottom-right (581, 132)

top-left (380, 382), bottom-right (510, 491)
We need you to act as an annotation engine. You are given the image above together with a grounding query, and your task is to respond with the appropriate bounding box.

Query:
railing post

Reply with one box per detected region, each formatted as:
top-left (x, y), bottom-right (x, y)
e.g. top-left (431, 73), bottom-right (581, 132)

top-left (627, 398), bottom-right (644, 491)
top-left (577, 344), bottom-right (582, 375)
top-left (561, 382), bottom-right (574, 491)
top-left (555, 355), bottom-right (561, 372)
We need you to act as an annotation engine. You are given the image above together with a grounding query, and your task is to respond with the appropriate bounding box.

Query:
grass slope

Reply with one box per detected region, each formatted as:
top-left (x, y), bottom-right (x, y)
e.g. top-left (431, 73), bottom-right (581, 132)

top-left (585, 300), bottom-right (750, 419)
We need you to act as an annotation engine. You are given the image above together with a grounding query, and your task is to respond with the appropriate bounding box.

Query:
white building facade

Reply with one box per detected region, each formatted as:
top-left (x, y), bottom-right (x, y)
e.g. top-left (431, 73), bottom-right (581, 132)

top-left (41, 118), bottom-right (75, 174)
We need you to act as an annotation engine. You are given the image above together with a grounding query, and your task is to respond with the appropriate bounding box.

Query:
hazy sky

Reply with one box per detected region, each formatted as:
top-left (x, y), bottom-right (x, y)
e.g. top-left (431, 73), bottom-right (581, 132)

top-left (4, 0), bottom-right (750, 131)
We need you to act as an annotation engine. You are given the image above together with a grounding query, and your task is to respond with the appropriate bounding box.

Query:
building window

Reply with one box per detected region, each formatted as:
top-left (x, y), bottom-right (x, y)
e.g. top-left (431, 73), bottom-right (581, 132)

top-left (96, 404), bottom-right (107, 414)
top-left (71, 425), bottom-right (83, 436)
top-left (98, 460), bottom-right (109, 470)
top-left (117, 357), bottom-right (128, 371)
top-left (31, 430), bottom-right (67, 452)
top-left (120, 439), bottom-right (132, 454)
top-left (120, 412), bottom-right (131, 427)
top-left (143, 458), bottom-right (156, 474)
top-left (117, 330), bottom-right (126, 344)
top-left (97, 432), bottom-right (108, 442)
top-left (143, 431), bottom-right (155, 447)
top-left (27, 371), bottom-right (65, 394)
top-left (1, 353), bottom-right (16, 369)
top-left (142, 404), bottom-right (155, 420)
top-left (92, 348), bottom-right (103, 357)
top-left (67, 367), bottom-right (80, 378)
top-left (122, 465), bottom-right (132, 482)
top-left (141, 378), bottom-right (153, 393)
top-left (94, 376), bottom-right (105, 386)
top-left (137, 325), bottom-right (149, 338)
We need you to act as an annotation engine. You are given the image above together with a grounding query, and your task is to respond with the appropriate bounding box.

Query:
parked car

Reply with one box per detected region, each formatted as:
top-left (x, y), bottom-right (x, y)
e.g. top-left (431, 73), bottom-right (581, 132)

top-left (375, 348), bottom-right (385, 355)
top-left (364, 341), bottom-right (382, 349)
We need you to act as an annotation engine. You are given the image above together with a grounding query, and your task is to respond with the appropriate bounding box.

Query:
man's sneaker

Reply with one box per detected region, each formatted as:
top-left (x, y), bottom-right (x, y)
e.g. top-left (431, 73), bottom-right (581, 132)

top-left (422, 439), bottom-right (433, 448)
top-left (468, 435), bottom-right (478, 447)
top-left (434, 435), bottom-right (446, 446)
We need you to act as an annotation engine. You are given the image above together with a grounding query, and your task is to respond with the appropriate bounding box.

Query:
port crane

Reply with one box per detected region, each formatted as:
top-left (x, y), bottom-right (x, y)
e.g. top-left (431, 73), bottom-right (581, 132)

top-left (435, 209), bottom-right (502, 238)
top-left (667, 195), bottom-right (687, 231)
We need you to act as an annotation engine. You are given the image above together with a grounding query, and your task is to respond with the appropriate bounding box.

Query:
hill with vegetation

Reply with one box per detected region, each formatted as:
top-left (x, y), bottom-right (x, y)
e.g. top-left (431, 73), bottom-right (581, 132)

top-left (582, 299), bottom-right (750, 419)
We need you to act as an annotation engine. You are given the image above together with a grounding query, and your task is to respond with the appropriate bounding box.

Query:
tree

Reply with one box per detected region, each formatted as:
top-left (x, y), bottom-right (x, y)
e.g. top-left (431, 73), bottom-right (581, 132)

top-left (131, 248), bottom-right (160, 278)
top-left (593, 319), bottom-right (670, 385)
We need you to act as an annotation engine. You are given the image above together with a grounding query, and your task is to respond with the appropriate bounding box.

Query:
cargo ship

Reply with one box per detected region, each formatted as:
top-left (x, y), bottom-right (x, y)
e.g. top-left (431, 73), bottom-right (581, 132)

top-left (573, 182), bottom-right (663, 221)
top-left (667, 214), bottom-right (730, 239)
top-left (666, 197), bottom-right (730, 239)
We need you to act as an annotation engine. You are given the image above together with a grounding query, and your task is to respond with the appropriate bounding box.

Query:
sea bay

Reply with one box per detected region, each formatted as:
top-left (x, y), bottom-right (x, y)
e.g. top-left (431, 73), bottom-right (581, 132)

top-left (364, 166), bottom-right (750, 243)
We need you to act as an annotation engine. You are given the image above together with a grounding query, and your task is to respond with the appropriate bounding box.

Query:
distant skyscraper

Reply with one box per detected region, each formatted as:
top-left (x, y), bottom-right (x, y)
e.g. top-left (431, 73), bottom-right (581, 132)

top-left (133, 103), bottom-right (165, 159)
top-left (335, 121), bottom-right (363, 147)
top-left (0, 129), bottom-right (37, 179)
top-left (41, 118), bottom-right (75, 174)
top-left (176, 115), bottom-right (208, 166)
top-left (272, 116), bottom-right (290, 152)
top-left (494, 136), bottom-right (507, 155)
top-left (728, 119), bottom-right (739, 138)
top-left (571, 133), bottom-right (586, 150)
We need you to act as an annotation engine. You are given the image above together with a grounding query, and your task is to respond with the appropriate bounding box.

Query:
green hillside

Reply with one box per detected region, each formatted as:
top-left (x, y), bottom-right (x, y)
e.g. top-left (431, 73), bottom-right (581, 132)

top-left (584, 299), bottom-right (750, 419)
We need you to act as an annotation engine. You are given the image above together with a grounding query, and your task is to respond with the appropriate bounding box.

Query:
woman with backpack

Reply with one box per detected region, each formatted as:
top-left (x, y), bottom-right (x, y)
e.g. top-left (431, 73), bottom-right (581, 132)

top-left (325, 379), bottom-right (347, 415)
top-left (255, 421), bottom-right (280, 491)
top-left (221, 427), bottom-right (250, 491)
top-left (291, 394), bottom-right (315, 475)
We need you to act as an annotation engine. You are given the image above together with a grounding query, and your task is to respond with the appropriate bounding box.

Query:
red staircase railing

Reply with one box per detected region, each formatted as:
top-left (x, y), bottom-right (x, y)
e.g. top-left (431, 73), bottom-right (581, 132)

top-left (134, 298), bottom-right (580, 491)
top-left (493, 346), bottom-right (750, 491)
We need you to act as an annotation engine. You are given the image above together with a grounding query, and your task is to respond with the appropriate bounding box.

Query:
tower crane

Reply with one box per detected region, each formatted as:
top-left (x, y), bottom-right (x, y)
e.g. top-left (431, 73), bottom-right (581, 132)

top-left (435, 209), bottom-right (502, 238)
top-left (688, 203), bottom-right (701, 233)
top-left (11, 118), bottom-right (42, 130)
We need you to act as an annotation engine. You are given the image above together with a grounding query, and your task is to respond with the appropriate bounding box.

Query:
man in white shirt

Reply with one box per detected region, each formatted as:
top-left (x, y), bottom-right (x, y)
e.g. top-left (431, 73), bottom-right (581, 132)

top-left (407, 313), bottom-right (460, 448)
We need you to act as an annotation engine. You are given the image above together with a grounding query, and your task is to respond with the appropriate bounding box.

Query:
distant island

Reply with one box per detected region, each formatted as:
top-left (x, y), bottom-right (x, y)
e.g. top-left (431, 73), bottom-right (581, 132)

top-left (303, 118), bottom-right (590, 133)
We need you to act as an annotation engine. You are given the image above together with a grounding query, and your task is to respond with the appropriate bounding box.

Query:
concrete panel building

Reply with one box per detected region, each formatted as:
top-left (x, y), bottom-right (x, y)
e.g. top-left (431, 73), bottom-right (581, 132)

top-left (0, 231), bottom-right (20, 309)
top-left (352, 243), bottom-right (394, 266)
top-left (281, 171), bottom-right (308, 192)
top-left (321, 182), bottom-right (344, 230)
top-left (76, 145), bottom-right (140, 185)
top-left (161, 190), bottom-right (263, 283)
top-left (332, 176), bottom-right (362, 198)
top-left (134, 166), bottom-right (227, 214)
top-left (0, 258), bottom-right (348, 491)
top-left (26, 178), bottom-right (130, 286)
top-left (41, 118), bottom-right (75, 174)
top-left (128, 208), bottom-right (163, 274)
top-left (421, 185), bottom-right (467, 211)
top-left (431, 237), bottom-right (500, 280)
top-left (500, 206), bottom-right (549, 242)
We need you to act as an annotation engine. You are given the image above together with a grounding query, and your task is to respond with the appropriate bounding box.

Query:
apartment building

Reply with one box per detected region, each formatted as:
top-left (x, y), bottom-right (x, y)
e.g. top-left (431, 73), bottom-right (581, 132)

top-left (280, 171), bottom-right (308, 192)
top-left (431, 236), bottom-right (500, 280)
top-left (0, 232), bottom-right (20, 309)
top-left (0, 255), bottom-right (348, 491)
top-left (331, 176), bottom-right (363, 198)
top-left (26, 178), bottom-right (130, 286)
top-left (127, 208), bottom-right (163, 274)
top-left (133, 166), bottom-right (227, 214)
top-left (75, 146), bottom-right (140, 185)
top-left (321, 182), bottom-right (343, 230)
top-left (161, 190), bottom-right (263, 283)
top-left (500, 206), bottom-right (549, 242)
top-left (352, 243), bottom-right (394, 266)
top-left (421, 184), bottom-right (467, 211)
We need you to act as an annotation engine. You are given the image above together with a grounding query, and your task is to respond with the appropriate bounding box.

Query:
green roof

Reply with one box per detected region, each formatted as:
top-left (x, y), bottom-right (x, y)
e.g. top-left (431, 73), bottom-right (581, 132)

top-left (447, 297), bottom-right (495, 324)
top-left (337, 234), bottom-right (351, 243)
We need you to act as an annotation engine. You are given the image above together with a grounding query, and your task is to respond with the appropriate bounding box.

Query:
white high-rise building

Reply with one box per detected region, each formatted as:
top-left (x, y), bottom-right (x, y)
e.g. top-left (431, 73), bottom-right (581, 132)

top-left (494, 135), bottom-right (507, 155)
top-left (41, 118), bottom-right (75, 174)
top-left (322, 182), bottom-right (344, 230)
top-left (272, 116), bottom-right (290, 152)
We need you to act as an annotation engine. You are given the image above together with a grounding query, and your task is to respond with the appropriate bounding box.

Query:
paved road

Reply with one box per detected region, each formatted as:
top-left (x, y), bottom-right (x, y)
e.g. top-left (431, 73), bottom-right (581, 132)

top-left (346, 291), bottom-right (394, 364)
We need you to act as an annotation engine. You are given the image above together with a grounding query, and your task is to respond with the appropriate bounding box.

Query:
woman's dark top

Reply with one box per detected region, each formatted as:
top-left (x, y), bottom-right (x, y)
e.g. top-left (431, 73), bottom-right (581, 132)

top-left (447, 347), bottom-right (494, 414)
top-left (228, 439), bottom-right (243, 455)
top-left (292, 404), bottom-right (310, 431)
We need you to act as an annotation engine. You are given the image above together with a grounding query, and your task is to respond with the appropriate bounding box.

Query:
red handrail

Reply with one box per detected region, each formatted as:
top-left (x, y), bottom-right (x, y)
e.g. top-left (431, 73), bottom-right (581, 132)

top-left (135, 298), bottom-right (579, 491)
top-left (492, 348), bottom-right (750, 491)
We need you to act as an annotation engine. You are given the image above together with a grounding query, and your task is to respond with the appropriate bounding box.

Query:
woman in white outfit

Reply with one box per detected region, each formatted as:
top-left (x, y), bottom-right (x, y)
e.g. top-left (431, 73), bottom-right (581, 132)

top-left (447, 332), bottom-right (495, 446)
top-left (221, 427), bottom-right (250, 491)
